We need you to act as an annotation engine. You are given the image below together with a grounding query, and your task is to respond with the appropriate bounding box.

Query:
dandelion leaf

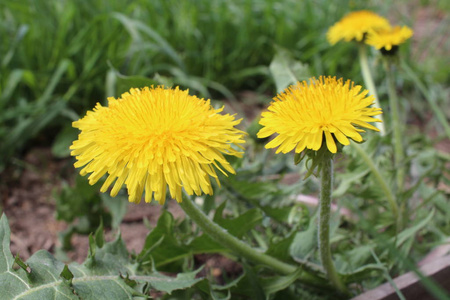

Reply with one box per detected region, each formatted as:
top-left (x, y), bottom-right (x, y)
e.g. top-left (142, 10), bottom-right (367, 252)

top-left (0, 214), bottom-right (203, 300)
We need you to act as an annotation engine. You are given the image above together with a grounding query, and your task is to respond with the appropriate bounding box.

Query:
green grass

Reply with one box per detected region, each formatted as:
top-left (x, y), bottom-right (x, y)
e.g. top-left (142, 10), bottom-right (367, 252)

top-left (0, 0), bottom-right (400, 170)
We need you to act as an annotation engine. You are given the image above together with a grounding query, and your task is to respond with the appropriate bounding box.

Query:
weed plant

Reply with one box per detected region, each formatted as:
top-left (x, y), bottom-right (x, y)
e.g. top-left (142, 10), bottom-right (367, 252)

top-left (0, 0), bottom-right (449, 299)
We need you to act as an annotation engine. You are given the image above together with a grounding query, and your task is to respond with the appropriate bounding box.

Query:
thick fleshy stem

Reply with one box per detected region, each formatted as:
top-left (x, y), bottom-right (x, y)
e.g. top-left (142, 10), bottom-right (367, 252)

top-left (384, 58), bottom-right (405, 192)
top-left (318, 156), bottom-right (347, 294)
top-left (358, 44), bottom-right (386, 135)
top-left (178, 195), bottom-right (326, 287)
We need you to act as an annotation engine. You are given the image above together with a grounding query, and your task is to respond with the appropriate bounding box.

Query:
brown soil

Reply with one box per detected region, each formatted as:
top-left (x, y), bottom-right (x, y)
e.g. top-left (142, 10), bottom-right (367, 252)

top-left (1, 147), bottom-right (183, 263)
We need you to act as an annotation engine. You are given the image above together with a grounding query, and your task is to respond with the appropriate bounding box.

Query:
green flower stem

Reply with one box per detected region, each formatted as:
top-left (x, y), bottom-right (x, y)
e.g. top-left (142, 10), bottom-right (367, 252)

top-left (178, 195), bottom-right (325, 286)
top-left (318, 156), bottom-right (347, 294)
top-left (358, 44), bottom-right (386, 135)
top-left (383, 58), bottom-right (405, 191)
top-left (351, 143), bottom-right (401, 231)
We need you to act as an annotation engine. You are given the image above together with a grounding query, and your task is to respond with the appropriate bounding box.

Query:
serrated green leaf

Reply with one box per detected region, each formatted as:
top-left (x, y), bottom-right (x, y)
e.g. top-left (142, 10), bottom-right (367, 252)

top-left (260, 267), bottom-right (304, 296)
top-left (333, 164), bottom-right (370, 197)
top-left (196, 272), bottom-right (245, 300)
top-left (144, 268), bottom-right (203, 294)
top-left (0, 230), bottom-right (78, 299)
top-left (1, 215), bottom-right (203, 299)
top-left (94, 219), bottom-right (105, 248)
top-left (341, 264), bottom-right (384, 283)
top-left (0, 215), bottom-right (31, 300)
top-left (265, 233), bottom-right (296, 263)
top-left (138, 210), bottom-right (187, 269)
top-left (335, 245), bottom-right (373, 274)
top-left (395, 209), bottom-right (435, 247)
top-left (188, 235), bottom-right (227, 254)
top-left (231, 265), bottom-right (265, 299)
top-left (289, 216), bottom-right (317, 260)
top-left (60, 265), bottom-right (74, 282)
top-left (213, 202), bottom-right (263, 238)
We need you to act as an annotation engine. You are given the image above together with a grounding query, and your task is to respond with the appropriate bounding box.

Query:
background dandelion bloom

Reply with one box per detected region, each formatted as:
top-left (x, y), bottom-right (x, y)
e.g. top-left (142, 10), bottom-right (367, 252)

top-left (257, 76), bottom-right (382, 154)
top-left (70, 86), bottom-right (246, 204)
top-left (327, 10), bottom-right (391, 45)
top-left (366, 26), bottom-right (413, 51)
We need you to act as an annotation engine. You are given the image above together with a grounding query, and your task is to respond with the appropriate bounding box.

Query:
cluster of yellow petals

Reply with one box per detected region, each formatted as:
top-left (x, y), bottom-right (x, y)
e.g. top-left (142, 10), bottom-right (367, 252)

top-left (366, 26), bottom-right (413, 50)
top-left (327, 10), bottom-right (391, 45)
top-left (70, 86), bottom-right (245, 204)
top-left (257, 76), bottom-right (382, 154)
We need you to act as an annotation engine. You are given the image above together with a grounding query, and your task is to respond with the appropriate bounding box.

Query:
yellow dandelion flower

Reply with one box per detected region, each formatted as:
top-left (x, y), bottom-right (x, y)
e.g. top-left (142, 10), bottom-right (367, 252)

top-left (257, 76), bottom-right (382, 154)
top-left (366, 25), bottom-right (413, 51)
top-left (327, 10), bottom-right (391, 45)
top-left (70, 86), bottom-right (246, 204)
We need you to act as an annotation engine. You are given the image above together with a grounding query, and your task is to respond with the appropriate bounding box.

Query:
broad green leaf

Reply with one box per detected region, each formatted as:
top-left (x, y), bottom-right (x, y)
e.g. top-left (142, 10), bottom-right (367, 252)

top-left (197, 273), bottom-right (245, 300)
top-left (341, 264), bottom-right (384, 283)
top-left (213, 201), bottom-right (263, 238)
top-left (0, 214), bottom-right (203, 300)
top-left (230, 265), bottom-right (265, 299)
top-left (333, 164), bottom-right (370, 197)
top-left (269, 46), bottom-right (310, 93)
top-left (189, 203), bottom-right (263, 254)
top-left (265, 233), bottom-right (296, 263)
top-left (144, 269), bottom-right (203, 294)
top-left (289, 216), bottom-right (317, 260)
top-left (138, 210), bottom-right (188, 269)
top-left (335, 245), bottom-right (373, 273)
top-left (188, 235), bottom-right (227, 254)
top-left (0, 215), bottom-right (78, 300)
top-left (260, 268), bottom-right (304, 296)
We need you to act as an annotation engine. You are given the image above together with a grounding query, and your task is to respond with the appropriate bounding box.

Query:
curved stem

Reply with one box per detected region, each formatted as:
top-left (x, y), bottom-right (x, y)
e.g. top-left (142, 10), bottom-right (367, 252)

top-left (318, 157), bottom-right (347, 294)
top-left (358, 44), bottom-right (386, 135)
top-left (384, 58), bottom-right (405, 192)
top-left (178, 195), bottom-right (325, 286)
top-left (351, 143), bottom-right (401, 231)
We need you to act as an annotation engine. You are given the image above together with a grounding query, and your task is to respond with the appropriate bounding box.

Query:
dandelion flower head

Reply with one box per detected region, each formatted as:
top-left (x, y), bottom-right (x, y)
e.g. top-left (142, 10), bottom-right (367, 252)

top-left (257, 76), bottom-right (382, 154)
top-left (70, 86), bottom-right (246, 204)
top-left (366, 25), bottom-right (413, 51)
top-left (327, 10), bottom-right (391, 45)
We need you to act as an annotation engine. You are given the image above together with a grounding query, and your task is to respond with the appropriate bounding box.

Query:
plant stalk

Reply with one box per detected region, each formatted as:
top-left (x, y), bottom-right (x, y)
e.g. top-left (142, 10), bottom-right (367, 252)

top-left (384, 58), bottom-right (405, 192)
top-left (351, 143), bottom-right (401, 232)
top-left (358, 44), bottom-right (385, 135)
top-left (318, 156), bottom-right (347, 294)
top-left (178, 195), bottom-right (325, 286)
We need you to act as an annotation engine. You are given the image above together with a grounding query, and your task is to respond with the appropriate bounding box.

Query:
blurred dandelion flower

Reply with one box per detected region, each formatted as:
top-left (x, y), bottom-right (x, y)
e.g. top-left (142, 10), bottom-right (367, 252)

top-left (327, 10), bottom-right (391, 45)
top-left (257, 76), bottom-right (382, 154)
top-left (70, 86), bottom-right (245, 204)
top-left (366, 25), bottom-right (413, 52)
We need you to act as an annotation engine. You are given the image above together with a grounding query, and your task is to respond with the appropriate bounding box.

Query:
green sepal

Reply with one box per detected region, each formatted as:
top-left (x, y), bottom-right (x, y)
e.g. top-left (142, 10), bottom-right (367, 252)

top-left (303, 146), bottom-right (334, 179)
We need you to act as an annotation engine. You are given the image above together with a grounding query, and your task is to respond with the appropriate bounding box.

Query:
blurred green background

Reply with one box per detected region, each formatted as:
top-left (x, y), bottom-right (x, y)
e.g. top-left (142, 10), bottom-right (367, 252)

top-left (1, 0), bottom-right (448, 170)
